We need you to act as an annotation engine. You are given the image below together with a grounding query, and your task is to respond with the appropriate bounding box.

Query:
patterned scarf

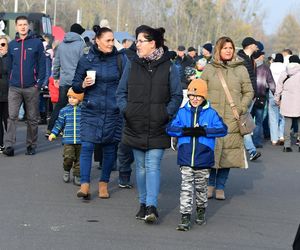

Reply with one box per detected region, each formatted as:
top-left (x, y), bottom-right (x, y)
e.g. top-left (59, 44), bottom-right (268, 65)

top-left (143, 47), bottom-right (164, 62)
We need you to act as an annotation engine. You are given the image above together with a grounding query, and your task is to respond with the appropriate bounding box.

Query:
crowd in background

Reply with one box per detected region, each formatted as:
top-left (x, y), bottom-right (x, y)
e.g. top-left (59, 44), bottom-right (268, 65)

top-left (0, 16), bottom-right (299, 232)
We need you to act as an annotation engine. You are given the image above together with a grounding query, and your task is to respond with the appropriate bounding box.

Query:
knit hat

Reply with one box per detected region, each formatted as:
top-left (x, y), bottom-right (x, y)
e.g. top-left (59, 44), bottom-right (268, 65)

top-left (187, 79), bottom-right (208, 99)
top-left (273, 53), bottom-right (284, 63)
top-left (188, 46), bottom-right (196, 52)
top-left (70, 23), bottom-right (85, 35)
top-left (253, 50), bottom-right (265, 59)
top-left (202, 43), bottom-right (213, 54)
top-left (241, 37), bottom-right (258, 48)
top-left (184, 66), bottom-right (196, 79)
top-left (177, 45), bottom-right (186, 51)
top-left (289, 55), bottom-right (300, 64)
top-left (67, 88), bottom-right (84, 102)
top-left (257, 41), bottom-right (264, 52)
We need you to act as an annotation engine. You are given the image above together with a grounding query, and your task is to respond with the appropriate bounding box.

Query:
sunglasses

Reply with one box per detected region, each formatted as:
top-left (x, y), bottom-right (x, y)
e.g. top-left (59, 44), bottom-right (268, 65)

top-left (0, 43), bottom-right (7, 47)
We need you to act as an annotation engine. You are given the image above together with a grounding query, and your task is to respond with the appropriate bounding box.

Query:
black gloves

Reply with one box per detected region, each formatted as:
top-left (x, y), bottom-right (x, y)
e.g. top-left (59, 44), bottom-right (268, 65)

top-left (182, 126), bottom-right (206, 137)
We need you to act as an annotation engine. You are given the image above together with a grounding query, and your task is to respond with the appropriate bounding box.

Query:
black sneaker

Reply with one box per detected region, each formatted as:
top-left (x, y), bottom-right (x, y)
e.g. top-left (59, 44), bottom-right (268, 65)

top-left (145, 205), bottom-right (158, 223)
top-left (3, 146), bottom-right (14, 157)
top-left (176, 214), bottom-right (191, 231)
top-left (249, 151), bottom-right (261, 161)
top-left (283, 147), bottom-right (293, 152)
top-left (25, 146), bottom-right (36, 155)
top-left (136, 203), bottom-right (146, 220)
top-left (195, 207), bottom-right (206, 225)
top-left (0, 145), bottom-right (5, 153)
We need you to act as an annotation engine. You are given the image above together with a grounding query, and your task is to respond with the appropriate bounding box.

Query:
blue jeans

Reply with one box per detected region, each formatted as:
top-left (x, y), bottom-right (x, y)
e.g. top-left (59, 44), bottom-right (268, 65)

top-left (243, 100), bottom-right (257, 154)
top-left (118, 142), bottom-right (134, 185)
top-left (80, 141), bottom-right (117, 183)
top-left (251, 106), bottom-right (265, 147)
top-left (268, 92), bottom-right (285, 142)
top-left (208, 168), bottom-right (230, 190)
top-left (133, 148), bottom-right (165, 207)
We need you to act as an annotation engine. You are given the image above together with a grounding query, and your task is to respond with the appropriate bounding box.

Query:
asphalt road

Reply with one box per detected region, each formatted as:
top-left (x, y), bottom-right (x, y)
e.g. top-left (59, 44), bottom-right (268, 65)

top-left (0, 122), bottom-right (299, 250)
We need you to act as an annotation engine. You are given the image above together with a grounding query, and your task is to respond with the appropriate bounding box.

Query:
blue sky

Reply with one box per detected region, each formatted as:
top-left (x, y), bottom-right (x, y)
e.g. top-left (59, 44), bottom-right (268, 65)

top-left (261, 0), bottom-right (298, 35)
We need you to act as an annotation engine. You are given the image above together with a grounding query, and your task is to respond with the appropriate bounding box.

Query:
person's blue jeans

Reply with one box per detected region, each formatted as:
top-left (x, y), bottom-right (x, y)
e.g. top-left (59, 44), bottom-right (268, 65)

top-left (208, 168), bottom-right (230, 190)
top-left (80, 141), bottom-right (117, 183)
top-left (268, 92), bottom-right (285, 142)
top-left (243, 100), bottom-right (257, 154)
top-left (133, 148), bottom-right (164, 207)
top-left (251, 106), bottom-right (265, 147)
top-left (118, 142), bottom-right (134, 185)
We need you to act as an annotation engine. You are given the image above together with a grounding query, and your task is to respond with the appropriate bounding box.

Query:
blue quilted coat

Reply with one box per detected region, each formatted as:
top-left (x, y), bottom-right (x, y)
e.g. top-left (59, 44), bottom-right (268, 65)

top-left (72, 45), bottom-right (127, 143)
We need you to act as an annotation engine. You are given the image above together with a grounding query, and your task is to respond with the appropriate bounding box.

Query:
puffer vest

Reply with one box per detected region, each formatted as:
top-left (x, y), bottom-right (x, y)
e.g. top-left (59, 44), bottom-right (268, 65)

top-left (122, 53), bottom-right (172, 150)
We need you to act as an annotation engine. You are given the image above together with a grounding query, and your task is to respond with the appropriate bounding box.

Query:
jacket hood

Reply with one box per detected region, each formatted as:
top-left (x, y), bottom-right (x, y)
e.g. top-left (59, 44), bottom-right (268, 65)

top-left (63, 32), bottom-right (84, 43)
top-left (211, 59), bottom-right (244, 69)
top-left (286, 63), bottom-right (300, 76)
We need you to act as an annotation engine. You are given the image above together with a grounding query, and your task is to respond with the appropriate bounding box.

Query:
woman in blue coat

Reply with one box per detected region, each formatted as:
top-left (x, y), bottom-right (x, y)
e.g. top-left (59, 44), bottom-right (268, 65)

top-left (72, 25), bottom-right (127, 199)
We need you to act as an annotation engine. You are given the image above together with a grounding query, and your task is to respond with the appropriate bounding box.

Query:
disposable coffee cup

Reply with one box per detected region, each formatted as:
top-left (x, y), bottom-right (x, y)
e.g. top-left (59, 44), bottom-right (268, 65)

top-left (86, 70), bottom-right (96, 85)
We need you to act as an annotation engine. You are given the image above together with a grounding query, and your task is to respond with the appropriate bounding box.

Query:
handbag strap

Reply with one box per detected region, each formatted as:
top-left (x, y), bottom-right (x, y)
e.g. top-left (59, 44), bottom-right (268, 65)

top-left (216, 69), bottom-right (240, 120)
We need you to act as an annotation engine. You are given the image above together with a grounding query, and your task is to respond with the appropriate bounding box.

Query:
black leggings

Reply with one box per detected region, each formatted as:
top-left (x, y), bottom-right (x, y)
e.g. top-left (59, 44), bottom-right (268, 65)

top-left (0, 102), bottom-right (8, 146)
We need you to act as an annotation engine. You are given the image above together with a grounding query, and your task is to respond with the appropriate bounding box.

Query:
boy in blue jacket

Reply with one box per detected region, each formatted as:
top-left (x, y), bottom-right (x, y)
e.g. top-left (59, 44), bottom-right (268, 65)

top-left (48, 88), bottom-right (84, 186)
top-left (167, 79), bottom-right (227, 231)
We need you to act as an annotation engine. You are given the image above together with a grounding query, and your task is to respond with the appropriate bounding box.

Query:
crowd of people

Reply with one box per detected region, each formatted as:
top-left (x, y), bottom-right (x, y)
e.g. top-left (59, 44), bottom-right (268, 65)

top-left (0, 15), bottom-right (299, 232)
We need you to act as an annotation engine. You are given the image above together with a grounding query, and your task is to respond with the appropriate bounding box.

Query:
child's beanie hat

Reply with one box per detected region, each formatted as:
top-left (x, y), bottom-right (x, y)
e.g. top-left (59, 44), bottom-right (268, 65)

top-left (67, 88), bottom-right (84, 102)
top-left (187, 79), bottom-right (208, 99)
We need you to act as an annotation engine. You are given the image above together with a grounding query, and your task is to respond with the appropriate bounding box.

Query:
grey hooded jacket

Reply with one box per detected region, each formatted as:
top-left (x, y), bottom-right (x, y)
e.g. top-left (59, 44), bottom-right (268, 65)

top-left (53, 32), bottom-right (86, 87)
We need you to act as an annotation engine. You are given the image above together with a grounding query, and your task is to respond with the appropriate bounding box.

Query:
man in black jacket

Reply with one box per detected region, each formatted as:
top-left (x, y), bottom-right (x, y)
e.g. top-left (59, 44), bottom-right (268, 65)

top-left (237, 37), bottom-right (261, 161)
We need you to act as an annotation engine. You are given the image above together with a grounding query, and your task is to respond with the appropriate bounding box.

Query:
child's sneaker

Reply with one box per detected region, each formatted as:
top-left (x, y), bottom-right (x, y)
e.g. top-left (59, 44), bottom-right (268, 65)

top-left (73, 176), bottom-right (81, 186)
top-left (176, 214), bottom-right (191, 231)
top-left (0, 145), bottom-right (5, 153)
top-left (118, 183), bottom-right (133, 189)
top-left (63, 171), bottom-right (70, 183)
top-left (195, 207), bottom-right (206, 225)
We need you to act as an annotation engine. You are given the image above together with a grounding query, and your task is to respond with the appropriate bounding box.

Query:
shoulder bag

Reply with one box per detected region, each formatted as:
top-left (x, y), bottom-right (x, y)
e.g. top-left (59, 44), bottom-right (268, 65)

top-left (216, 69), bottom-right (255, 136)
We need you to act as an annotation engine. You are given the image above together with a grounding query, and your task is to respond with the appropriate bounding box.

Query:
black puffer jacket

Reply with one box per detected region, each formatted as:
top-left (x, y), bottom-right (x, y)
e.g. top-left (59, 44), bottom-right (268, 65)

top-left (237, 49), bottom-right (257, 95)
top-left (0, 54), bottom-right (8, 102)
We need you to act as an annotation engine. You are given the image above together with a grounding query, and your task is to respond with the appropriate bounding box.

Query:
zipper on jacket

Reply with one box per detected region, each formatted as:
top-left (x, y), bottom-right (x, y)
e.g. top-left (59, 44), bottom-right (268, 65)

top-left (74, 106), bottom-right (76, 144)
top-left (20, 40), bottom-right (24, 88)
top-left (191, 107), bottom-right (198, 167)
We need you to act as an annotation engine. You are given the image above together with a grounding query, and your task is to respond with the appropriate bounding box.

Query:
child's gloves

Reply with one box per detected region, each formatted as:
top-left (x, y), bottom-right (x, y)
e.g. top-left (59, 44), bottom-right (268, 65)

top-left (182, 126), bottom-right (206, 137)
top-left (48, 133), bottom-right (56, 141)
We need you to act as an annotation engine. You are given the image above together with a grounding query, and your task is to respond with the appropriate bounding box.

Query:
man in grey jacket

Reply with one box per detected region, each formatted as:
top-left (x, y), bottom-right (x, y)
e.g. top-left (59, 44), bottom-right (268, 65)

top-left (46, 23), bottom-right (86, 135)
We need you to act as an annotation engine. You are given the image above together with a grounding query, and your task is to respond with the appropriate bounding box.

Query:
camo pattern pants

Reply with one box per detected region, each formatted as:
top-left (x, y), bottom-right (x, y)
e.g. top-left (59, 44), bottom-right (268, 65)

top-left (179, 166), bottom-right (209, 214)
top-left (63, 144), bottom-right (81, 177)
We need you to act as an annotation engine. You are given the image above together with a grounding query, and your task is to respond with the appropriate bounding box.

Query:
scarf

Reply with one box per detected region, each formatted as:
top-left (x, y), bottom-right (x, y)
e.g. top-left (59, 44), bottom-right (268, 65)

top-left (143, 47), bottom-right (164, 62)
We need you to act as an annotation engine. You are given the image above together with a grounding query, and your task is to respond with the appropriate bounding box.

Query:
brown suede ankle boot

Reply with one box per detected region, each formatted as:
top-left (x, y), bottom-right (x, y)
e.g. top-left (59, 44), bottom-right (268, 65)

top-left (77, 183), bottom-right (90, 199)
top-left (99, 181), bottom-right (110, 199)
top-left (207, 186), bottom-right (215, 199)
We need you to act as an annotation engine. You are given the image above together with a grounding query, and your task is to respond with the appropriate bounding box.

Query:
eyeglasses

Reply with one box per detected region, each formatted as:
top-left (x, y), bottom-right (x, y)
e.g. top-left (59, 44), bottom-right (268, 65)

top-left (135, 39), bottom-right (149, 45)
top-left (0, 43), bottom-right (7, 47)
top-left (188, 95), bottom-right (203, 101)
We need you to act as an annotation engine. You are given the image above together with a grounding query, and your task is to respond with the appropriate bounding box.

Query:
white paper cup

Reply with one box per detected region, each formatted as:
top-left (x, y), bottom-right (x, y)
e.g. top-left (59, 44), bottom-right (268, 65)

top-left (86, 70), bottom-right (96, 84)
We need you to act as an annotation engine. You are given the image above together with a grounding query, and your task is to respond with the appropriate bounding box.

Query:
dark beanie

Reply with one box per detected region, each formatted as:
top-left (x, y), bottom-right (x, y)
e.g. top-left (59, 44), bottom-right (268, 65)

top-left (289, 55), bottom-right (300, 64)
top-left (202, 43), bottom-right (213, 54)
top-left (242, 37), bottom-right (258, 49)
top-left (70, 23), bottom-right (85, 35)
top-left (253, 50), bottom-right (265, 59)
top-left (273, 53), bottom-right (284, 63)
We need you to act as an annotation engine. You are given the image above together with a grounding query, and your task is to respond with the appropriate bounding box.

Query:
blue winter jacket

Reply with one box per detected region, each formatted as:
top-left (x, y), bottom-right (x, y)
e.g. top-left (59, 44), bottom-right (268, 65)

top-left (166, 101), bottom-right (228, 168)
top-left (7, 30), bottom-right (46, 88)
top-left (72, 45), bottom-right (127, 143)
top-left (51, 104), bottom-right (81, 144)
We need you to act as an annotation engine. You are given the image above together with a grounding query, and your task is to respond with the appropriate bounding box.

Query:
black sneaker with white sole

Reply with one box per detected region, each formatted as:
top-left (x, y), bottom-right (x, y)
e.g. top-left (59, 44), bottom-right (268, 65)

top-left (249, 151), bottom-right (261, 161)
top-left (136, 203), bottom-right (146, 220)
top-left (145, 205), bottom-right (158, 223)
